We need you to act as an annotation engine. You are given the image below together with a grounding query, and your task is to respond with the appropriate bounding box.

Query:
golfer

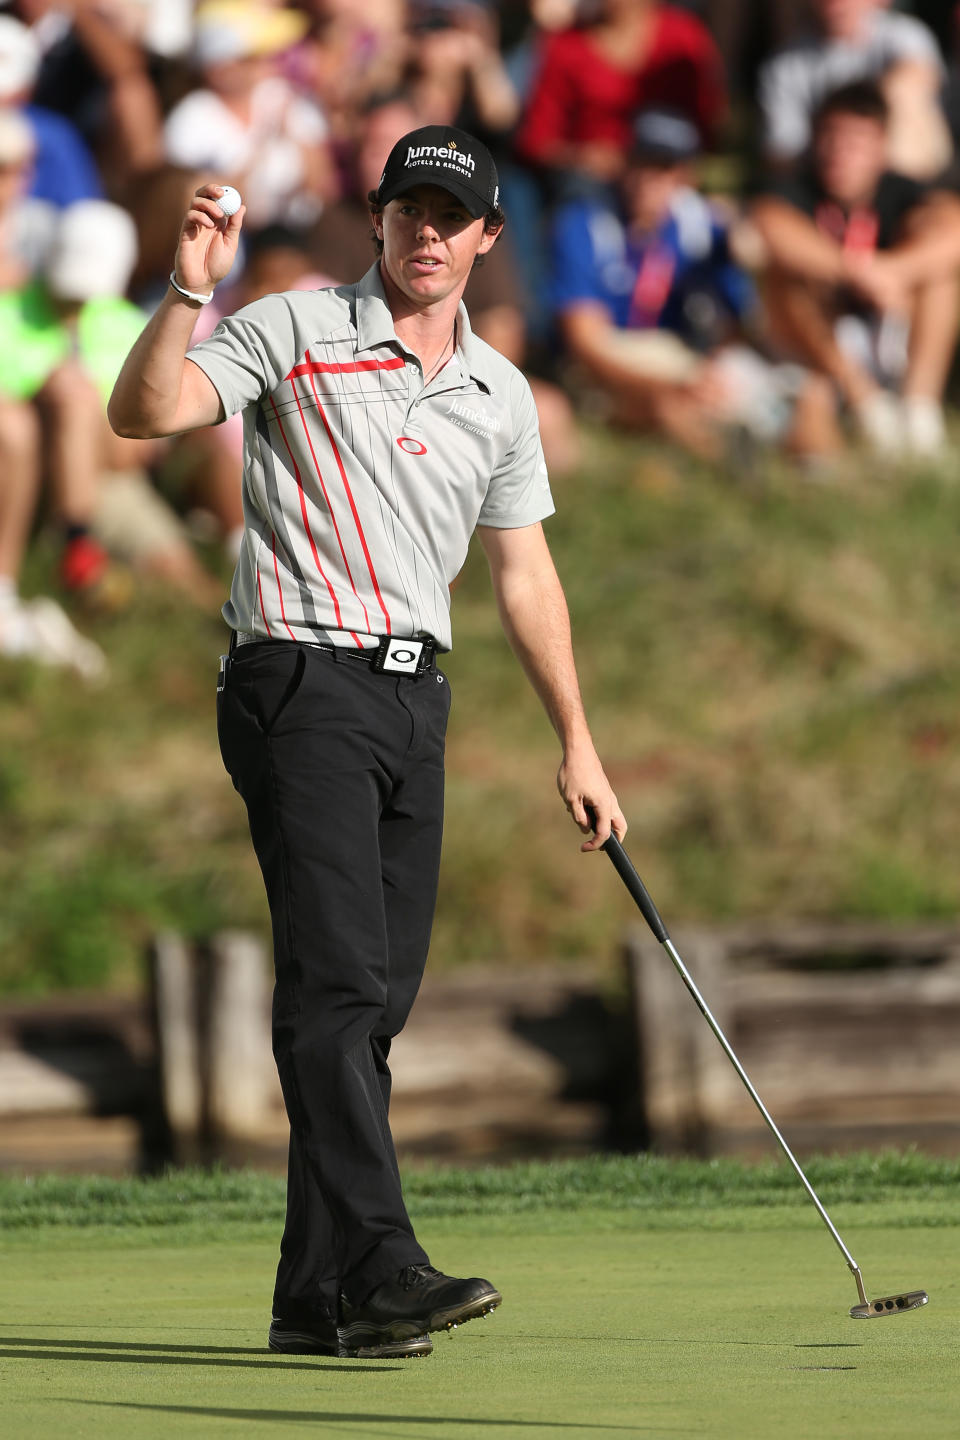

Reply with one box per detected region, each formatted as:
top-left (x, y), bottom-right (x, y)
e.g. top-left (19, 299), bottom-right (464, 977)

top-left (109, 125), bottom-right (625, 1360)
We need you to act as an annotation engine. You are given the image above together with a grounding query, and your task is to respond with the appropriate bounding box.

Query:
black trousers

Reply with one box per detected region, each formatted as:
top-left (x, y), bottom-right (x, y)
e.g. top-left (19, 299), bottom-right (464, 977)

top-left (217, 639), bottom-right (451, 1338)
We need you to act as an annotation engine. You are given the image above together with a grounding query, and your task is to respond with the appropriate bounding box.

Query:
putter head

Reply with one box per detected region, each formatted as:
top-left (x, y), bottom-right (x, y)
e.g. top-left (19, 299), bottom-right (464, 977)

top-left (850, 1289), bottom-right (929, 1319)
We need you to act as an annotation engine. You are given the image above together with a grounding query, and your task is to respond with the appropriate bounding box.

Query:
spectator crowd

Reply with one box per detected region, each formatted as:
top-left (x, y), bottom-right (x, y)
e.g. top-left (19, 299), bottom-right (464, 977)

top-left (2, 0), bottom-right (960, 678)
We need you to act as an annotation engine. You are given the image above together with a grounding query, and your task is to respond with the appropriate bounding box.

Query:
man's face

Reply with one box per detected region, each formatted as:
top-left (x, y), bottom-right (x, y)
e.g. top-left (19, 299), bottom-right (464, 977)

top-left (623, 159), bottom-right (688, 231)
top-left (374, 183), bottom-right (499, 307)
top-left (813, 0), bottom-right (881, 42)
top-left (815, 111), bottom-right (888, 205)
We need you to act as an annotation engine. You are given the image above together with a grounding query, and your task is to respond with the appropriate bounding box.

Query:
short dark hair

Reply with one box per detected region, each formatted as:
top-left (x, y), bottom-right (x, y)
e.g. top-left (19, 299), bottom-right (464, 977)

top-left (366, 190), bottom-right (505, 265)
top-left (814, 80), bottom-right (889, 132)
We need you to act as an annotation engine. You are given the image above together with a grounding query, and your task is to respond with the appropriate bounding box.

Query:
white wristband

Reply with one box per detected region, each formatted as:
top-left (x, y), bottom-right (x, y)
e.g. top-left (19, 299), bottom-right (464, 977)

top-left (169, 271), bottom-right (215, 305)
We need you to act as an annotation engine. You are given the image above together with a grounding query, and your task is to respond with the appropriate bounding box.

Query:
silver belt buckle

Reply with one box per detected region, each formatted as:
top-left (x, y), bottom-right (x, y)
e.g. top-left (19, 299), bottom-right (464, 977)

top-left (374, 637), bottom-right (426, 675)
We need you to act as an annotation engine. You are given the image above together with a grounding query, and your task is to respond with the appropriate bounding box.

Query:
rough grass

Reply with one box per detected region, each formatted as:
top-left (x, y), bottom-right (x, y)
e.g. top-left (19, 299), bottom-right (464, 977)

top-left (1, 1152), bottom-right (956, 1232)
top-left (5, 430), bottom-right (960, 993)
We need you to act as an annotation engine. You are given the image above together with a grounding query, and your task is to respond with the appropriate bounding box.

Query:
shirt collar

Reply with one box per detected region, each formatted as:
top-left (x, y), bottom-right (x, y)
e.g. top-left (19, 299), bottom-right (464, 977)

top-left (356, 261), bottom-right (496, 394)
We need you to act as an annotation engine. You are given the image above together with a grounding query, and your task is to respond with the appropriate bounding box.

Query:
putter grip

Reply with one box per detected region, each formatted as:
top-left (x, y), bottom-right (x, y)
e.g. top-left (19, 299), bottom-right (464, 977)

top-left (584, 807), bottom-right (670, 944)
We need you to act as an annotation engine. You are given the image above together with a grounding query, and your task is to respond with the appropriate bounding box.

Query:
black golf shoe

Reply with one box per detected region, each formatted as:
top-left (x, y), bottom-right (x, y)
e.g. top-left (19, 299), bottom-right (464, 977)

top-left (268, 1316), bottom-right (433, 1359)
top-left (339, 1265), bottom-right (502, 1348)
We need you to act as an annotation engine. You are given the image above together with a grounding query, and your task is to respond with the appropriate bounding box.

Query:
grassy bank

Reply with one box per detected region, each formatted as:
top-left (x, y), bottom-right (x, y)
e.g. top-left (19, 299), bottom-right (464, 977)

top-left (1, 1152), bottom-right (956, 1231)
top-left (4, 430), bottom-right (960, 994)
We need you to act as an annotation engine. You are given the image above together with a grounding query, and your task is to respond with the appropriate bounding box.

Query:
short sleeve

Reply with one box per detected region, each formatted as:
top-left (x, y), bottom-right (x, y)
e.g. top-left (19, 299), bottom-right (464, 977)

top-left (477, 373), bottom-right (555, 530)
top-left (881, 15), bottom-right (944, 71)
top-left (186, 295), bottom-right (301, 419)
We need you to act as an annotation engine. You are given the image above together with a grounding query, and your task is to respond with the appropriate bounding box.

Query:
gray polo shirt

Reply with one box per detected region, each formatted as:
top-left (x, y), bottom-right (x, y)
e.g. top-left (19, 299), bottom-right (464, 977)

top-left (187, 262), bottom-right (554, 651)
top-left (759, 13), bottom-right (943, 161)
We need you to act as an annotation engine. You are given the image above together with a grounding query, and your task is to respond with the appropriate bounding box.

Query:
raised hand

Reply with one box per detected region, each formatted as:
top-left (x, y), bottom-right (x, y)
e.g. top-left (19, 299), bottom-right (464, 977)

top-left (174, 185), bottom-right (246, 298)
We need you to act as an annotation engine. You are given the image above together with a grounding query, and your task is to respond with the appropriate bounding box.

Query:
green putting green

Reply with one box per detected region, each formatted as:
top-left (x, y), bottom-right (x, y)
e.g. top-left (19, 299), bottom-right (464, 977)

top-left (1, 1210), bottom-right (955, 1437)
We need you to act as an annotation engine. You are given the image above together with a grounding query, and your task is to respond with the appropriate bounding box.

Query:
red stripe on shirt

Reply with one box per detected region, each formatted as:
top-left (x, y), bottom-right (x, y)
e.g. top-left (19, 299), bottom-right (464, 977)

top-left (285, 357), bottom-right (407, 379)
top-left (271, 531), bottom-right (297, 640)
top-left (287, 378), bottom-right (373, 634)
top-left (307, 371), bottom-right (392, 635)
top-left (268, 395), bottom-right (347, 631)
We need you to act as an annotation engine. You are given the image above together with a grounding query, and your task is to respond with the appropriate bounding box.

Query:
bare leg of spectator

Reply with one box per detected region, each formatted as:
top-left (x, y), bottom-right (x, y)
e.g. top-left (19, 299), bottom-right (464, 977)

top-left (900, 273), bottom-right (959, 454)
top-left (39, 361), bottom-right (102, 533)
top-left (612, 380), bottom-right (722, 462)
top-left (903, 274), bottom-right (959, 402)
top-left (763, 273), bottom-right (875, 413)
top-left (169, 427), bottom-right (245, 558)
top-left (0, 399), bottom-right (40, 587)
top-left (527, 377), bottom-right (582, 478)
top-left (785, 372), bottom-right (844, 459)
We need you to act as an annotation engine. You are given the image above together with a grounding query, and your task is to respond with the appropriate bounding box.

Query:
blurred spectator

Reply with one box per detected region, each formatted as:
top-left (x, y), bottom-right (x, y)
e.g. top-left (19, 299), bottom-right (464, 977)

top-left (286, 0), bottom-right (409, 144)
top-left (402, 0), bottom-right (520, 136)
top-left (752, 81), bottom-right (960, 458)
top-left (552, 108), bottom-right (808, 460)
top-left (163, 2), bottom-right (336, 230)
top-left (515, 0), bottom-right (727, 193)
top-left (17, 0), bottom-right (164, 196)
top-left (0, 198), bottom-right (218, 605)
top-left (0, 13), bottom-right (103, 207)
top-left (307, 89), bottom-right (580, 473)
top-left (0, 106), bottom-right (105, 677)
top-left (758, 0), bottom-right (951, 180)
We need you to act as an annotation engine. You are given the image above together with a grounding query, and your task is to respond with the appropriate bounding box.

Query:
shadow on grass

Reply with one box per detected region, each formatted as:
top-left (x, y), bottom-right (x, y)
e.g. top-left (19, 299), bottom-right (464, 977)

top-left (73, 1400), bottom-right (686, 1432)
top-left (0, 1337), bottom-right (393, 1375)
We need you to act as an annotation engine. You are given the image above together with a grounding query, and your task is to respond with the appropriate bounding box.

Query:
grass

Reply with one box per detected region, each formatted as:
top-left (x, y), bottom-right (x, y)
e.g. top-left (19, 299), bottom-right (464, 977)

top-left (1, 1151), bottom-right (958, 1231)
top-left (5, 430), bottom-right (960, 993)
top-left (0, 1156), bottom-right (956, 1439)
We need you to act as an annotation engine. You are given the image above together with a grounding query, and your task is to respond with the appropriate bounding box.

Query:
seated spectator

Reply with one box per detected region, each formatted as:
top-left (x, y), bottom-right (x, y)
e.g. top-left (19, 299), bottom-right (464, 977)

top-left (758, 0), bottom-right (951, 180)
top-left (0, 103), bottom-right (105, 677)
top-left (163, 2), bottom-right (336, 231)
top-left (752, 81), bottom-right (960, 457)
top-left (515, 0), bottom-right (727, 193)
top-left (0, 199), bottom-right (218, 607)
top-left (552, 108), bottom-right (805, 460)
top-left (0, 13), bottom-right (104, 208)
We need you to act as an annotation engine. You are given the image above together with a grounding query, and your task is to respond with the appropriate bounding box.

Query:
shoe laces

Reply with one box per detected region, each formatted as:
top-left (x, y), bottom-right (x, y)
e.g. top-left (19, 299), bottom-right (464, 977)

top-left (396, 1264), bottom-right (442, 1290)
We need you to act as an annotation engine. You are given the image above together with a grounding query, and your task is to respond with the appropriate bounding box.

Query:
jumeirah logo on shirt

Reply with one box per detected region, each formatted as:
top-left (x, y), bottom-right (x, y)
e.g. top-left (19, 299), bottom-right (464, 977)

top-left (448, 400), bottom-right (500, 436)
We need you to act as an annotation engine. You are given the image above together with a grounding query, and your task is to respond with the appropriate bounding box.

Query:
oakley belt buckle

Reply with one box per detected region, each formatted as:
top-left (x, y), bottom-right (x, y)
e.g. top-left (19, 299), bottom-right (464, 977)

top-left (373, 637), bottom-right (427, 675)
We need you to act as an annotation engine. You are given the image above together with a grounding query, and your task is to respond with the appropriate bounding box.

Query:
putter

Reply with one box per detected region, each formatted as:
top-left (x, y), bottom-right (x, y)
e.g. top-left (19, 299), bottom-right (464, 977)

top-left (588, 811), bottom-right (929, 1320)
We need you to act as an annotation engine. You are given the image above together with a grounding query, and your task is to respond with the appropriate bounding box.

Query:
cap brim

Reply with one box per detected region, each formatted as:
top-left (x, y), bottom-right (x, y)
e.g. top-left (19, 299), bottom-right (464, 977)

top-left (377, 174), bottom-right (489, 220)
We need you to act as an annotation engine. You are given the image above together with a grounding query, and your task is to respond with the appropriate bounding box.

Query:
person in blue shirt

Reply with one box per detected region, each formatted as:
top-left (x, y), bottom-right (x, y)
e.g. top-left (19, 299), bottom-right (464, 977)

top-left (552, 108), bottom-right (798, 460)
top-left (0, 14), bottom-right (103, 208)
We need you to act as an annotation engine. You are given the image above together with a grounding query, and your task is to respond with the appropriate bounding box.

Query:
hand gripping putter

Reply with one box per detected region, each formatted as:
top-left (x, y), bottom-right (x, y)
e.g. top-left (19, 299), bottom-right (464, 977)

top-left (590, 814), bottom-right (929, 1320)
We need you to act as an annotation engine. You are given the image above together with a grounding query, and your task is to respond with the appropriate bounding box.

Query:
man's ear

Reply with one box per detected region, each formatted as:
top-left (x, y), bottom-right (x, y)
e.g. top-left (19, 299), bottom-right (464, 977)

top-left (371, 209), bottom-right (384, 240)
top-left (477, 223), bottom-right (503, 256)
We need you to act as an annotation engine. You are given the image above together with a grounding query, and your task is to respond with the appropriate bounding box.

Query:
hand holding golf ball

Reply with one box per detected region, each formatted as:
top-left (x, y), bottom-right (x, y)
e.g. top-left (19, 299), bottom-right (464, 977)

top-left (174, 184), bottom-right (245, 298)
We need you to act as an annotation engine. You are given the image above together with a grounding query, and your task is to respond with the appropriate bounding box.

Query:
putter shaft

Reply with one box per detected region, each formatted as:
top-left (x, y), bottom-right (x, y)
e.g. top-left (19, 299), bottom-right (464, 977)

top-left (596, 823), bottom-right (871, 1299)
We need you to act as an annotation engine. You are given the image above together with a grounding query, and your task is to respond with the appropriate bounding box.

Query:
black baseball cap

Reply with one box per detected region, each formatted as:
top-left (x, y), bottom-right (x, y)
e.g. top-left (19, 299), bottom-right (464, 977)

top-left (631, 109), bottom-right (701, 164)
top-left (376, 125), bottom-right (500, 219)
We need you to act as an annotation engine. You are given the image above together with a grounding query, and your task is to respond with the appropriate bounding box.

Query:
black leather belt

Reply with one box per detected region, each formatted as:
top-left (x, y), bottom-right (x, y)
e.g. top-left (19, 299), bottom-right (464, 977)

top-left (230, 632), bottom-right (437, 676)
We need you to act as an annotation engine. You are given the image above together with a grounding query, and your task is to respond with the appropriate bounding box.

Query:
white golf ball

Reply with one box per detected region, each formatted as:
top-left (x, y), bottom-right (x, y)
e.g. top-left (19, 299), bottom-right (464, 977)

top-left (215, 186), bottom-right (242, 217)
